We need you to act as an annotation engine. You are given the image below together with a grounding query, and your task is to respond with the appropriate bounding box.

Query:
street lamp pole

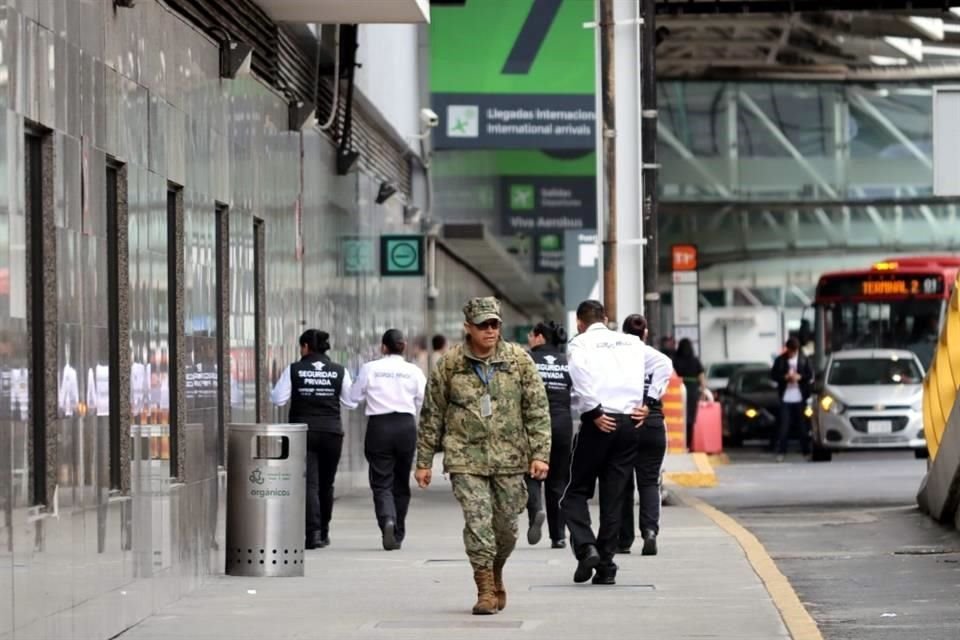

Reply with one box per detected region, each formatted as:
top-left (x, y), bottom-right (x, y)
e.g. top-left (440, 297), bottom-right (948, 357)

top-left (599, 0), bottom-right (618, 324)
top-left (641, 0), bottom-right (661, 341)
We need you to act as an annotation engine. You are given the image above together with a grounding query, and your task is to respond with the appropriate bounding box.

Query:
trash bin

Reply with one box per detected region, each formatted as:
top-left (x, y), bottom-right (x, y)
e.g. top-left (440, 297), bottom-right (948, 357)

top-left (226, 423), bottom-right (307, 577)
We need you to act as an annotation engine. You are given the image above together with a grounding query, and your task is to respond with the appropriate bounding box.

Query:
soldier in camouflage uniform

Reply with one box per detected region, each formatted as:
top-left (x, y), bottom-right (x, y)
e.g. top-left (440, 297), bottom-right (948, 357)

top-left (415, 297), bottom-right (551, 615)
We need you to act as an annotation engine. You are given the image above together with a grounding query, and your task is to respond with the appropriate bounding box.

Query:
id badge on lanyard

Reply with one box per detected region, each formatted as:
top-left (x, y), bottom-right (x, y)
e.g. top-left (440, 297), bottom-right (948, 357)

top-left (473, 363), bottom-right (494, 418)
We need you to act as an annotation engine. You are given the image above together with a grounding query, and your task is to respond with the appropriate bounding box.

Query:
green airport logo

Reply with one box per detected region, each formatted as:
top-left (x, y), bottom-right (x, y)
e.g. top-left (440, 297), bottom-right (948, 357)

top-left (447, 105), bottom-right (479, 138)
top-left (510, 184), bottom-right (535, 210)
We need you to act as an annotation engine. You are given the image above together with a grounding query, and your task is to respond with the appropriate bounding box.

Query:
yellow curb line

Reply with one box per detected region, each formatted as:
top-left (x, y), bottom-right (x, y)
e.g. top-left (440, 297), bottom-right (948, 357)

top-left (672, 486), bottom-right (824, 640)
top-left (663, 452), bottom-right (718, 488)
top-left (707, 452), bottom-right (730, 466)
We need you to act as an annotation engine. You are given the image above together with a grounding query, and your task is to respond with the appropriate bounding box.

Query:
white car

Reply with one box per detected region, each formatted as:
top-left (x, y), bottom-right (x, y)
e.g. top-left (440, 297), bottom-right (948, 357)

top-left (811, 349), bottom-right (926, 462)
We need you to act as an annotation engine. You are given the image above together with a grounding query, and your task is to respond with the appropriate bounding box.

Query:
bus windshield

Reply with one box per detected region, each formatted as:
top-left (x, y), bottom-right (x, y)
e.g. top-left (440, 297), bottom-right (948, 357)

top-left (819, 300), bottom-right (943, 369)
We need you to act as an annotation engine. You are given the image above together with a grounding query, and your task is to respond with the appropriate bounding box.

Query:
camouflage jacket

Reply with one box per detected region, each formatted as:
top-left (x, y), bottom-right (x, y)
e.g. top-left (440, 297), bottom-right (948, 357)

top-left (416, 340), bottom-right (551, 475)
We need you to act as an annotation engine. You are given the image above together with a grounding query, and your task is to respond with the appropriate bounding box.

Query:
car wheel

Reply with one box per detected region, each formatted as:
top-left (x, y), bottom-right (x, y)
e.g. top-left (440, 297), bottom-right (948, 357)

top-left (810, 446), bottom-right (832, 462)
top-left (915, 447), bottom-right (930, 460)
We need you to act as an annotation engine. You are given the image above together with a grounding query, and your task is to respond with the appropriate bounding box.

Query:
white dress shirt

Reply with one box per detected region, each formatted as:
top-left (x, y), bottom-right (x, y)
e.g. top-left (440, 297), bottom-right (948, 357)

top-left (641, 343), bottom-right (675, 401)
top-left (130, 361), bottom-right (148, 414)
top-left (348, 355), bottom-right (427, 416)
top-left (59, 364), bottom-right (79, 416)
top-left (11, 368), bottom-right (28, 420)
top-left (568, 323), bottom-right (649, 417)
top-left (86, 365), bottom-right (111, 416)
top-left (270, 364), bottom-right (357, 409)
top-left (783, 355), bottom-right (803, 403)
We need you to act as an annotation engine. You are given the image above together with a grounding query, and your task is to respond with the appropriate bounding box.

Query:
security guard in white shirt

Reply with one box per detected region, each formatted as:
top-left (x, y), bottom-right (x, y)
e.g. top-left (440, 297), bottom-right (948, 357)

top-left (560, 300), bottom-right (650, 585)
top-left (348, 329), bottom-right (427, 550)
top-left (617, 314), bottom-right (674, 557)
top-left (271, 329), bottom-right (356, 549)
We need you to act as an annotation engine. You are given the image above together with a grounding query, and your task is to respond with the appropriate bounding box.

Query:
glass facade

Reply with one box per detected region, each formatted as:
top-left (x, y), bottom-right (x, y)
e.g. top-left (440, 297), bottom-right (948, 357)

top-left (659, 82), bottom-right (935, 201)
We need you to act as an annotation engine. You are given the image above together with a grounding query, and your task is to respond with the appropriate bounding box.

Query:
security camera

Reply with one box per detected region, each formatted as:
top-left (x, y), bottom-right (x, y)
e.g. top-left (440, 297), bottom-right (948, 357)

top-left (420, 108), bottom-right (439, 129)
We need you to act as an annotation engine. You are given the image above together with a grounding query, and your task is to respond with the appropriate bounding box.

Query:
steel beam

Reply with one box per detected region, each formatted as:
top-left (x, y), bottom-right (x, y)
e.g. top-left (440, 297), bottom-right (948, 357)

top-left (658, 122), bottom-right (733, 197)
top-left (655, 0), bottom-right (959, 15)
top-left (739, 92), bottom-right (839, 198)
top-left (848, 89), bottom-right (933, 169)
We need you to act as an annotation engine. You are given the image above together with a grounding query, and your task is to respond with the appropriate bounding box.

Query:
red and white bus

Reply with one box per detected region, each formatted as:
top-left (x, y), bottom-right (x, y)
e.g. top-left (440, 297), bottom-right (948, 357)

top-left (812, 256), bottom-right (960, 372)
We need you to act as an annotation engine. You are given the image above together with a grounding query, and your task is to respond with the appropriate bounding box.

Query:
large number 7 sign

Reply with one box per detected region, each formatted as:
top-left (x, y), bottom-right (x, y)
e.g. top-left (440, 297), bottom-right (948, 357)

top-left (501, 0), bottom-right (564, 75)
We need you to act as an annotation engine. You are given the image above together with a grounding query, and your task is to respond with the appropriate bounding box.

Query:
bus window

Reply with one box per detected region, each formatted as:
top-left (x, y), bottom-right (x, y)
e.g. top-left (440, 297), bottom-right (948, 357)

top-left (819, 299), bottom-right (944, 368)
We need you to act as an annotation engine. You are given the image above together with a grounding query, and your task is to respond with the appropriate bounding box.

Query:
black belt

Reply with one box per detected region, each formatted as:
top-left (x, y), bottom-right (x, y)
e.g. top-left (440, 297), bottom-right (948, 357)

top-left (584, 411), bottom-right (632, 419)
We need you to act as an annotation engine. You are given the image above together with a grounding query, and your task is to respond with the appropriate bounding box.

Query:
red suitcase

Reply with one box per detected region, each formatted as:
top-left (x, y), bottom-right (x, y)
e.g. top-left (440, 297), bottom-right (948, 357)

top-left (692, 401), bottom-right (723, 454)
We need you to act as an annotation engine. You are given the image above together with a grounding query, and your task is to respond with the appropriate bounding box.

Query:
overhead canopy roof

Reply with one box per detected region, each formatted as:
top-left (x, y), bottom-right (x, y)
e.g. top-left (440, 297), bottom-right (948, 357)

top-left (257, 0), bottom-right (429, 23)
top-left (654, 1), bottom-right (960, 80)
top-left (656, 1), bottom-right (959, 14)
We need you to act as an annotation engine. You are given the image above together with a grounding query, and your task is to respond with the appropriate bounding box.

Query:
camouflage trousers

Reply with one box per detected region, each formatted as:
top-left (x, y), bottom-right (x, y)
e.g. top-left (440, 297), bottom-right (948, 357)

top-left (450, 473), bottom-right (527, 570)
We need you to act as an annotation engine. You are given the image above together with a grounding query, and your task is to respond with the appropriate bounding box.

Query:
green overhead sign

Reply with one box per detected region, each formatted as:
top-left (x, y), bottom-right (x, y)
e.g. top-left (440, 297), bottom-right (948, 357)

top-left (340, 237), bottom-right (376, 276)
top-left (431, 0), bottom-right (596, 150)
top-left (431, 0), bottom-right (594, 95)
top-left (380, 235), bottom-right (425, 277)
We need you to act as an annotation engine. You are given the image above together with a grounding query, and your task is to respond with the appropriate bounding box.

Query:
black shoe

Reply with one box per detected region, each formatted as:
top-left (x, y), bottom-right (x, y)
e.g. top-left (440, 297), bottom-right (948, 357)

top-left (306, 530), bottom-right (325, 550)
top-left (551, 540), bottom-right (567, 549)
top-left (382, 519), bottom-right (400, 551)
top-left (591, 563), bottom-right (617, 585)
top-left (641, 530), bottom-right (658, 556)
top-left (573, 545), bottom-right (600, 583)
top-left (527, 511), bottom-right (545, 545)
top-left (616, 543), bottom-right (633, 554)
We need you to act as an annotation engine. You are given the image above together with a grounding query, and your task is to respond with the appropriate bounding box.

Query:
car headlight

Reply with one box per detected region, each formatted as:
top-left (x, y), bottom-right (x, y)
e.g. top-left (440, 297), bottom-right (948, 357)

top-left (820, 395), bottom-right (845, 414)
top-left (745, 407), bottom-right (759, 419)
top-left (804, 406), bottom-right (814, 418)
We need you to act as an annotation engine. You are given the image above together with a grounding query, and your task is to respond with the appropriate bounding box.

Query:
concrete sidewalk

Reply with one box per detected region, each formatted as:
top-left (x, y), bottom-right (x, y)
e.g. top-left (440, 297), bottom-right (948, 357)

top-left (119, 476), bottom-right (791, 640)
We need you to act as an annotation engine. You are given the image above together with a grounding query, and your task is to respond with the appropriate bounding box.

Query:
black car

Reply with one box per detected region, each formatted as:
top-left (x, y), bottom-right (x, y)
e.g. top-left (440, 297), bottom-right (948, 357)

top-left (722, 366), bottom-right (782, 447)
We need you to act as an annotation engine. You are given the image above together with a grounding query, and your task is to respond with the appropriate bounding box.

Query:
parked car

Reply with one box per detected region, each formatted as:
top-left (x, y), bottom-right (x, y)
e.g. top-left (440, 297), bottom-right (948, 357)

top-left (722, 366), bottom-right (788, 447)
top-left (707, 361), bottom-right (769, 400)
top-left (811, 349), bottom-right (926, 462)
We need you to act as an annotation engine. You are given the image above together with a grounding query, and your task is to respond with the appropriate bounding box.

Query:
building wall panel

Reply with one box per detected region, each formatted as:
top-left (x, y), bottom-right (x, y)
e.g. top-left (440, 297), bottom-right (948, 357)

top-left (0, 3), bottom-right (533, 639)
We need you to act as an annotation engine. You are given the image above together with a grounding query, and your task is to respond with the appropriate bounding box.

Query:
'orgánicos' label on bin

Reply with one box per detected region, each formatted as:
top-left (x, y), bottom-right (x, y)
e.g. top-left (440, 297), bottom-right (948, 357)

top-left (247, 466), bottom-right (293, 499)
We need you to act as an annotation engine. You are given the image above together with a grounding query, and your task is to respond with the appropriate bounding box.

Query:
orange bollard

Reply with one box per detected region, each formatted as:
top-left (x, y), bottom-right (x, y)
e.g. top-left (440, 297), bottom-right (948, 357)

top-left (662, 375), bottom-right (687, 454)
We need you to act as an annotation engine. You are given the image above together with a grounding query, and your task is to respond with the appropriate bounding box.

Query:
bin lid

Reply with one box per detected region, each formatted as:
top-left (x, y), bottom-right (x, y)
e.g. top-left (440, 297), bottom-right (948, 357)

top-left (228, 422), bottom-right (308, 433)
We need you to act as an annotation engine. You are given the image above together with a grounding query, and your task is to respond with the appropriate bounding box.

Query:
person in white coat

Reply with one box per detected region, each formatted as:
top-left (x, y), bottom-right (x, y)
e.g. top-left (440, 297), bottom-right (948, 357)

top-left (348, 329), bottom-right (426, 550)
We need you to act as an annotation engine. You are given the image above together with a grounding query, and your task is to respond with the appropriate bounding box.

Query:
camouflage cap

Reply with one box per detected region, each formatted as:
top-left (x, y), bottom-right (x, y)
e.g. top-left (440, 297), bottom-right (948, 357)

top-left (463, 296), bottom-right (502, 324)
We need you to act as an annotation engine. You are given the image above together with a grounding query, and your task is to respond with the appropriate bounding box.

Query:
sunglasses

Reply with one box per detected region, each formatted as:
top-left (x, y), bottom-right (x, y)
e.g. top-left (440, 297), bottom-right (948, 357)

top-left (472, 320), bottom-right (502, 330)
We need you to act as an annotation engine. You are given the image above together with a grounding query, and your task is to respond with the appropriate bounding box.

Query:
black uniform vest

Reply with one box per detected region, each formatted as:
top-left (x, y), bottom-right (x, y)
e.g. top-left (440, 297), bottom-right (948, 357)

top-left (530, 345), bottom-right (573, 431)
top-left (289, 354), bottom-right (346, 433)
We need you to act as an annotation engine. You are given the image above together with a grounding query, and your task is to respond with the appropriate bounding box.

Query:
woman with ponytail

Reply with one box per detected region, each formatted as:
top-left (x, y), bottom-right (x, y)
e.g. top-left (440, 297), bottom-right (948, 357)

top-left (524, 320), bottom-right (573, 549)
top-left (616, 314), bottom-right (674, 557)
top-left (270, 329), bottom-right (356, 549)
top-left (347, 329), bottom-right (427, 550)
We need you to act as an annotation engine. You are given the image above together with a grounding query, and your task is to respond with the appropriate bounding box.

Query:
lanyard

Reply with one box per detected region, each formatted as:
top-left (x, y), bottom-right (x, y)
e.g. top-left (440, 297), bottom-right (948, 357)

top-left (472, 362), bottom-right (494, 387)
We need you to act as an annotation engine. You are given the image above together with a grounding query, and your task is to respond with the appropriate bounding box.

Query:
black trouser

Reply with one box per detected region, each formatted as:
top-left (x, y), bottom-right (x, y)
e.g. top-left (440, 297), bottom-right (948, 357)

top-left (560, 414), bottom-right (639, 567)
top-left (619, 411), bottom-right (667, 546)
top-left (364, 413), bottom-right (417, 540)
top-left (774, 402), bottom-right (809, 455)
top-left (306, 431), bottom-right (343, 538)
top-left (525, 424), bottom-right (573, 542)
top-left (683, 380), bottom-right (700, 448)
